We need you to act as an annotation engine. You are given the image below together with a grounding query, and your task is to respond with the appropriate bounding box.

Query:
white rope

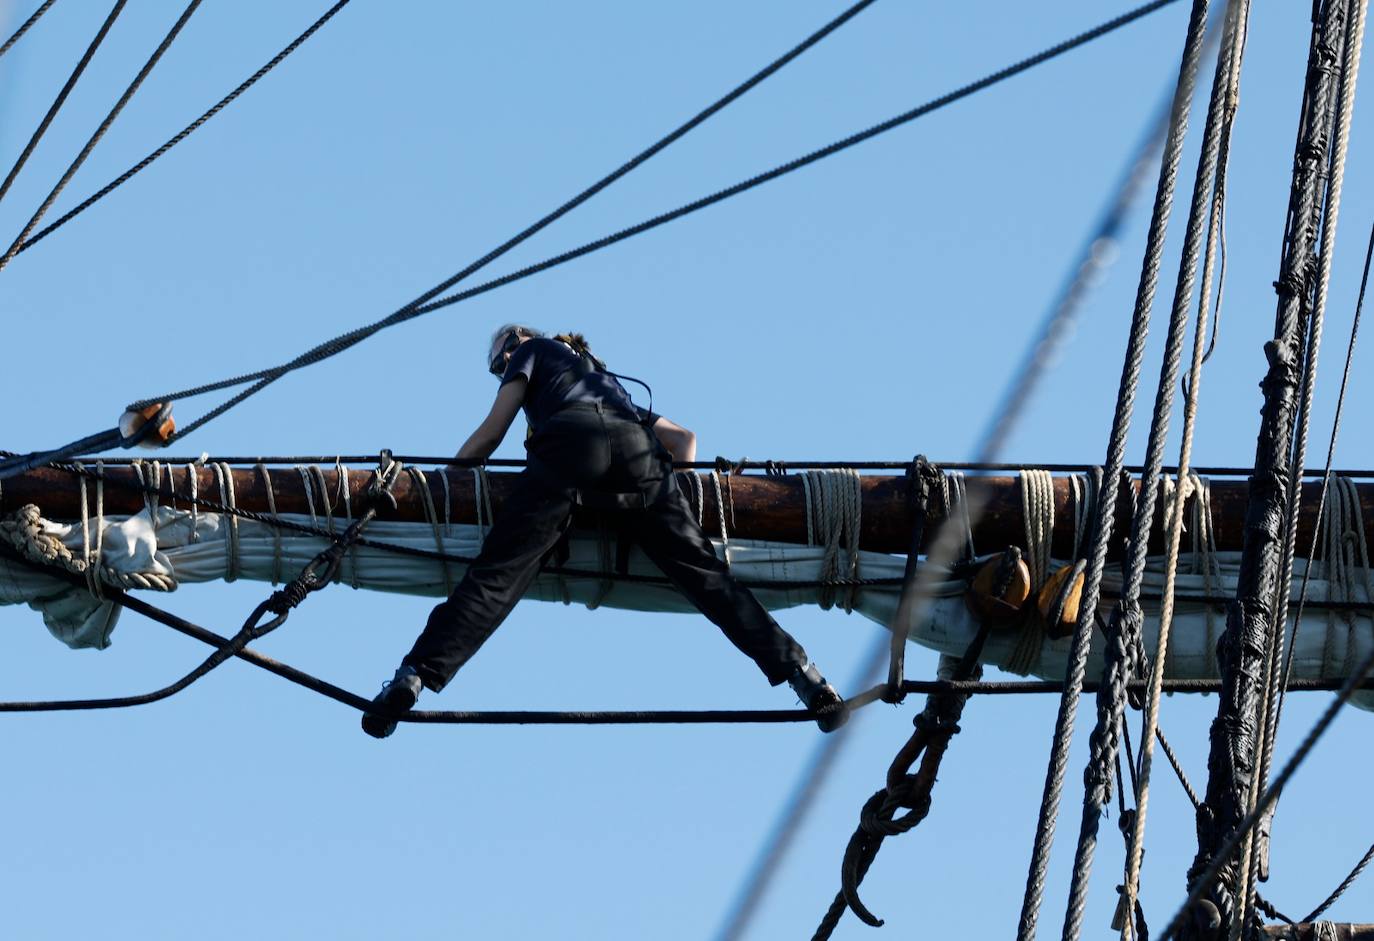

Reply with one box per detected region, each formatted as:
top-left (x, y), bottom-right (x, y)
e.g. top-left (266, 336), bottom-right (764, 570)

top-left (74, 462), bottom-right (103, 600)
top-left (1009, 468), bottom-right (1055, 676)
top-left (407, 466), bottom-right (452, 595)
top-left (440, 467), bottom-right (453, 538)
top-left (214, 461), bottom-right (239, 582)
top-left (185, 460), bottom-right (200, 542)
top-left (949, 470), bottom-right (975, 561)
top-left (255, 462), bottom-right (283, 586)
top-left (339, 460), bottom-right (360, 589)
top-left (309, 464), bottom-right (336, 536)
top-left (295, 465), bottom-right (319, 532)
top-left (711, 470), bottom-right (731, 568)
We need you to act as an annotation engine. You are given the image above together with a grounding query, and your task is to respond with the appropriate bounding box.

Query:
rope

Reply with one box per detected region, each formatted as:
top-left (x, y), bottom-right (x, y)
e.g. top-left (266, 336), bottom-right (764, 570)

top-left (127, 0), bottom-right (1180, 443)
top-left (255, 462), bottom-right (283, 585)
top-left (0, 0), bottom-right (203, 276)
top-left (0, 1), bottom-right (125, 213)
top-left (1008, 469), bottom-right (1054, 675)
top-left (14, 0), bottom-right (352, 257)
top-left (1158, 637), bottom-right (1374, 941)
top-left (1067, 0), bottom-right (1245, 925)
top-left (801, 469), bottom-right (863, 611)
top-left (213, 461), bottom-right (239, 582)
top-left (0, 0), bottom-right (57, 61)
top-left (120, 0), bottom-right (877, 432)
top-left (1246, 1), bottom-right (1368, 926)
top-left (1015, 3), bottom-right (1213, 937)
top-left (1118, 2), bottom-right (1248, 932)
top-left (406, 466), bottom-right (451, 594)
top-left (1303, 841), bottom-right (1374, 923)
top-left (1190, 0), bottom-right (1362, 929)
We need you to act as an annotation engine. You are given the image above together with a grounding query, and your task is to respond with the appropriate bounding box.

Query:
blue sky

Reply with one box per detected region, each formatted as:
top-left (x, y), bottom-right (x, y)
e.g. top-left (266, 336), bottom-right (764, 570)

top-left (1, 2), bottom-right (1371, 938)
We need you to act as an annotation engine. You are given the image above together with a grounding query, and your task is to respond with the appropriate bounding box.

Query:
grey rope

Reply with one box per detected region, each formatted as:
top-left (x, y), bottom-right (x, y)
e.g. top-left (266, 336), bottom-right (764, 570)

top-left (1015, 3), bottom-right (1213, 938)
top-left (0, 0), bottom-right (57, 61)
top-left (129, 0), bottom-right (1179, 444)
top-left (1071, 0), bottom-right (1250, 936)
top-left (0, 1), bottom-right (126, 213)
top-left (14, 0), bottom-right (352, 257)
top-left (0, 0), bottom-right (203, 276)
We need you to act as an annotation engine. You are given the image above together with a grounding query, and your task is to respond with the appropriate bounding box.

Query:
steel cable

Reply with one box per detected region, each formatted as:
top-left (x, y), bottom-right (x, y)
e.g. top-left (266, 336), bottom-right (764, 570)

top-left (124, 0), bottom-right (1181, 444)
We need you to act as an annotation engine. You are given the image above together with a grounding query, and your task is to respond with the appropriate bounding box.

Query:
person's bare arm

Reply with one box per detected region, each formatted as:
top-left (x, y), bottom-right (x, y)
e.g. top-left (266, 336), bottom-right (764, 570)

top-left (456, 379), bottom-right (527, 460)
top-left (651, 416), bottom-right (697, 463)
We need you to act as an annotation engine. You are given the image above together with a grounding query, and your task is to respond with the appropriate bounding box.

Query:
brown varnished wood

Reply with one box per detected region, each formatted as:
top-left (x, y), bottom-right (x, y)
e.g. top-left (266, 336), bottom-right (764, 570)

top-left (3, 465), bottom-right (1370, 558)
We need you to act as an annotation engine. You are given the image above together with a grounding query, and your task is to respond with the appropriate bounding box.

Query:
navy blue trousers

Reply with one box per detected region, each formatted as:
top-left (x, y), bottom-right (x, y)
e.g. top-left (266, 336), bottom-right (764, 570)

top-left (402, 405), bottom-right (808, 691)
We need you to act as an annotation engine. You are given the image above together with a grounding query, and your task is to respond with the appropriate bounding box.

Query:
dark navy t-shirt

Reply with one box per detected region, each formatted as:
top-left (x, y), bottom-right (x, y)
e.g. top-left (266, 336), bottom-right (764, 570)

top-left (501, 337), bottom-right (647, 432)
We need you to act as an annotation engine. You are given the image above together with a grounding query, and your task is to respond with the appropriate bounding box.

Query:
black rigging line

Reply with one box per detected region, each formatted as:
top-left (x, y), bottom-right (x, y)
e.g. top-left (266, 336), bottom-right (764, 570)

top-left (130, 0), bottom-right (882, 436)
top-left (0, 0), bottom-right (58, 62)
top-left (0, 1), bottom-right (126, 212)
top-left (13, 0), bottom-right (352, 257)
top-left (0, 0), bottom-right (203, 276)
top-left (127, 0), bottom-right (1180, 445)
top-left (0, 544), bottom-right (1363, 722)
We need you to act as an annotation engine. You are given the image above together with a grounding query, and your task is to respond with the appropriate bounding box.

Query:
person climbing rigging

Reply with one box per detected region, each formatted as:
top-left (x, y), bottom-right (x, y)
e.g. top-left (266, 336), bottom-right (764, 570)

top-left (361, 324), bottom-right (847, 737)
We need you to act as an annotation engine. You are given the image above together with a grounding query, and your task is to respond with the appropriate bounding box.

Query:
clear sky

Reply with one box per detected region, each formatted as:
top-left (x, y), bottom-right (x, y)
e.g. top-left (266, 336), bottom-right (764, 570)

top-left (2, 2), bottom-right (1371, 939)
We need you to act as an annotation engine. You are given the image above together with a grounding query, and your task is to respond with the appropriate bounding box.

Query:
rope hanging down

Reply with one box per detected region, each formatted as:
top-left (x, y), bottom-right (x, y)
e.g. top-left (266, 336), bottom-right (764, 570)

top-left (1244, 0), bottom-right (1368, 928)
top-left (0, 0), bottom-right (57, 61)
top-left (0, 0), bottom-right (203, 277)
top-left (1062, 0), bottom-right (1248, 936)
top-left (1015, 2), bottom-right (1213, 938)
top-left (1121, 3), bottom-right (1248, 929)
top-left (1186, 1), bottom-right (1364, 935)
top-left (122, 0), bottom-right (1180, 446)
top-left (0, 1), bottom-right (126, 214)
top-left (12, 0), bottom-right (352, 258)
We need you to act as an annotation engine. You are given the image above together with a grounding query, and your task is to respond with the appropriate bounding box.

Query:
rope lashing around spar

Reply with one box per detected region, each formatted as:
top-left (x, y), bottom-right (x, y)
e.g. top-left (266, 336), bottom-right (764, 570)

top-left (1007, 468), bottom-right (1054, 675)
top-left (801, 468), bottom-right (863, 611)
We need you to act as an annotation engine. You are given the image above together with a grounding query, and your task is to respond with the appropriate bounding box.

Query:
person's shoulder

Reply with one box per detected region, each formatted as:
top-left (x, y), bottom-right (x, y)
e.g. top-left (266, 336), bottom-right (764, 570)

top-left (524, 336), bottom-right (565, 355)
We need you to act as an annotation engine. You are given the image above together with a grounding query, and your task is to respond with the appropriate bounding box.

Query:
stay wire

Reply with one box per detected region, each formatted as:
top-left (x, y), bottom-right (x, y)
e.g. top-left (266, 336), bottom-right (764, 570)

top-left (0, 0), bottom-right (125, 213)
top-left (12, 0), bottom-right (352, 257)
top-left (130, 0), bottom-right (1180, 444)
top-left (0, 0), bottom-right (57, 61)
top-left (125, 0), bottom-right (882, 430)
top-left (0, 0), bottom-right (203, 276)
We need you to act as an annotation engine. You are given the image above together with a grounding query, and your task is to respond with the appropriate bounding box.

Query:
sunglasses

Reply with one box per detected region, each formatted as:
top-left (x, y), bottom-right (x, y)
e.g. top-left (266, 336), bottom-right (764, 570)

top-left (488, 331), bottom-right (523, 377)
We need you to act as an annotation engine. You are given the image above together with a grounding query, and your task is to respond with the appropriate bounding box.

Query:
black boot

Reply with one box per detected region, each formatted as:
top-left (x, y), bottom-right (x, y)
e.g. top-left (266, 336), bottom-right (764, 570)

top-left (787, 662), bottom-right (848, 732)
top-left (361, 666), bottom-right (423, 739)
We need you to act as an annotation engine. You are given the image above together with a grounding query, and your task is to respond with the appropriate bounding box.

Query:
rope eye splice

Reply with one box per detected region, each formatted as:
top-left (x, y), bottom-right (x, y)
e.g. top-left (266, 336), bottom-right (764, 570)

top-left (0, 402), bottom-right (176, 482)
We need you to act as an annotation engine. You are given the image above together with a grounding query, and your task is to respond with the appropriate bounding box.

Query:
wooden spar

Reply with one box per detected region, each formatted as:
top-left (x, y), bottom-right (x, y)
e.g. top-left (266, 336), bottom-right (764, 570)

top-left (5, 464), bottom-right (1374, 558)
